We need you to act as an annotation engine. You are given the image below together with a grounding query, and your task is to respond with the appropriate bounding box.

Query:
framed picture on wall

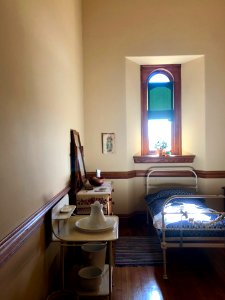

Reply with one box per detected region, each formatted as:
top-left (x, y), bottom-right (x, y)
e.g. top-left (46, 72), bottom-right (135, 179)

top-left (102, 133), bottom-right (116, 154)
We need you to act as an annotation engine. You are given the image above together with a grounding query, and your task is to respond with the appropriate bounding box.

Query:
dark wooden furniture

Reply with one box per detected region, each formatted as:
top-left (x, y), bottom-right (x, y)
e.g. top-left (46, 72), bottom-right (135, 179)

top-left (69, 129), bottom-right (86, 204)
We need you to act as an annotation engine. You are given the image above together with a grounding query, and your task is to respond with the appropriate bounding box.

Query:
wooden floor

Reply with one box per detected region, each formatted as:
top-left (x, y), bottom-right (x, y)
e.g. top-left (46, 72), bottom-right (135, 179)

top-left (110, 216), bottom-right (225, 300)
top-left (66, 215), bottom-right (225, 300)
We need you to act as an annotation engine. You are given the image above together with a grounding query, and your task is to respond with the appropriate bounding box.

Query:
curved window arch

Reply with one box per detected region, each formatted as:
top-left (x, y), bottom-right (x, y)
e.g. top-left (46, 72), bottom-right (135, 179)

top-left (141, 65), bottom-right (181, 155)
top-left (149, 72), bottom-right (170, 83)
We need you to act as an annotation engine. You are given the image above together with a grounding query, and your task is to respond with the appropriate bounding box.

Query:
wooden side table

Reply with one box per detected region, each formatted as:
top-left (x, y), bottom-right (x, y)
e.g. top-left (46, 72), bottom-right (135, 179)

top-left (76, 181), bottom-right (113, 215)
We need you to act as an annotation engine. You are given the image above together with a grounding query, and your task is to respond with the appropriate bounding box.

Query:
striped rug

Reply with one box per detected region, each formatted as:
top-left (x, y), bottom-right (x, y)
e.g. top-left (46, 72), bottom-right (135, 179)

top-left (115, 236), bottom-right (163, 266)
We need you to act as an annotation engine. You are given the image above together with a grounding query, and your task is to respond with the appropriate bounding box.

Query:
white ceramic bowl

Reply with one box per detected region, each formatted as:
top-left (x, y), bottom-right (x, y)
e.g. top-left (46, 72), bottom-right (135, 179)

top-left (78, 266), bottom-right (102, 291)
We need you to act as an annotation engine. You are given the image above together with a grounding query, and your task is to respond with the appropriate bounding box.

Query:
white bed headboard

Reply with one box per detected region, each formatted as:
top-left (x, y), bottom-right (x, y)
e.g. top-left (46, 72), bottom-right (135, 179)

top-left (146, 166), bottom-right (198, 195)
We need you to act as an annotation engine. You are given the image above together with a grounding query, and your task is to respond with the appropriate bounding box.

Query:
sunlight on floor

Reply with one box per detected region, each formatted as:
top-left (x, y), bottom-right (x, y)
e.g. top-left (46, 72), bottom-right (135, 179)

top-left (140, 282), bottom-right (164, 300)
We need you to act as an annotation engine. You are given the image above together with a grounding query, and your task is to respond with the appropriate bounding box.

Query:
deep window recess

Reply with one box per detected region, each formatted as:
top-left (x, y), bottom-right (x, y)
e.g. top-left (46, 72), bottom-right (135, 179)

top-left (141, 65), bottom-right (181, 155)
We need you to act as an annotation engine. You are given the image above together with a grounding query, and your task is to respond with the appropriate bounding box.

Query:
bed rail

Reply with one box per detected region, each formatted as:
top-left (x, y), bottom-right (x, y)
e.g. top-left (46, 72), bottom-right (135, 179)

top-left (146, 166), bottom-right (198, 195)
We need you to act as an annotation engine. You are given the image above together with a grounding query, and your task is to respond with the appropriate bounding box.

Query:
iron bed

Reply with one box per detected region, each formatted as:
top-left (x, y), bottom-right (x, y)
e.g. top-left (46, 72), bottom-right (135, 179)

top-left (145, 166), bottom-right (225, 279)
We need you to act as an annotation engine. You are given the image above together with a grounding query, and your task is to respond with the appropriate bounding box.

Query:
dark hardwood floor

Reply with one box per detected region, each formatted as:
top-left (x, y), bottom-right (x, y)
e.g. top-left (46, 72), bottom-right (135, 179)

top-left (65, 214), bottom-right (225, 300)
top-left (110, 215), bottom-right (225, 300)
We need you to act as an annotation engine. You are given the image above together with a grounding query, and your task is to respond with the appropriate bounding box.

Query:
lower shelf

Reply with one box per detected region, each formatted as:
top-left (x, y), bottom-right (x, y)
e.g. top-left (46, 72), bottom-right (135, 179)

top-left (76, 264), bottom-right (112, 297)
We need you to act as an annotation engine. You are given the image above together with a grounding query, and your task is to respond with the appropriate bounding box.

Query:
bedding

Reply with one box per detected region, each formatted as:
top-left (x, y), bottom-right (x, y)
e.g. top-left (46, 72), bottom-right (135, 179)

top-left (145, 188), bottom-right (225, 237)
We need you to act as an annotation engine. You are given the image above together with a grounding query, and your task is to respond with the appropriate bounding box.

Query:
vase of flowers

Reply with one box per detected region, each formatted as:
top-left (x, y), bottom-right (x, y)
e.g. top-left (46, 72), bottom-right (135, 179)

top-left (155, 140), bottom-right (167, 156)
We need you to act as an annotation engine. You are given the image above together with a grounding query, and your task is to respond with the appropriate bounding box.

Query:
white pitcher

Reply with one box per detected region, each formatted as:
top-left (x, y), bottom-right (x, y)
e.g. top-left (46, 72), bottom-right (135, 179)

top-left (88, 201), bottom-right (106, 227)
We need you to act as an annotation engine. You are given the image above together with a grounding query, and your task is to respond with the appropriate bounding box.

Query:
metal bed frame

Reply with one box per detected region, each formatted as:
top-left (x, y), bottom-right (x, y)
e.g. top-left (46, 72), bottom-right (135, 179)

top-left (145, 166), bottom-right (225, 279)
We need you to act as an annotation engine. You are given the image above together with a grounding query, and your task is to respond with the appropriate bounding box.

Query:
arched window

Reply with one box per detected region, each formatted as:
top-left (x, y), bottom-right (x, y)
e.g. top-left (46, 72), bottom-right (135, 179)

top-left (148, 71), bottom-right (173, 152)
top-left (141, 65), bottom-right (181, 155)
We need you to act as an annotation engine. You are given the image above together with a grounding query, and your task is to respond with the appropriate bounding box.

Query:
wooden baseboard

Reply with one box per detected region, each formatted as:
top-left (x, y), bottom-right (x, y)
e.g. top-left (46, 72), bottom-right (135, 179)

top-left (87, 170), bottom-right (225, 179)
top-left (0, 186), bottom-right (70, 267)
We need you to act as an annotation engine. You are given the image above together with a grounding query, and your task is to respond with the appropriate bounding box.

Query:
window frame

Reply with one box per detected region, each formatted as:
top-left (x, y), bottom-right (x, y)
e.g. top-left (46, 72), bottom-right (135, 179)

top-left (141, 64), bottom-right (181, 156)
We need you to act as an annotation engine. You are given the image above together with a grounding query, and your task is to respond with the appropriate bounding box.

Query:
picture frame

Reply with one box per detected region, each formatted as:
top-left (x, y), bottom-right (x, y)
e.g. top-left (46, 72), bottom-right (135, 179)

top-left (102, 133), bottom-right (116, 154)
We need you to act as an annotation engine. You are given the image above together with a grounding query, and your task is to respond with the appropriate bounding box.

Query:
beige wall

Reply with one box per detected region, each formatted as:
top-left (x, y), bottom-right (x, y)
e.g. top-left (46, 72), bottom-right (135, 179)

top-left (82, 0), bottom-right (225, 213)
top-left (1, 224), bottom-right (61, 300)
top-left (182, 57), bottom-right (206, 168)
top-left (0, 1), bottom-right (83, 299)
top-left (0, 0), bottom-right (83, 239)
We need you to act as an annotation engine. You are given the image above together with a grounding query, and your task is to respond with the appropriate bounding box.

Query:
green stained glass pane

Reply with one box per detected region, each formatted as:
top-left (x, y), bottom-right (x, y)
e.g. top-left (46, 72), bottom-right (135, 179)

top-left (148, 82), bottom-right (173, 120)
top-left (150, 86), bottom-right (172, 111)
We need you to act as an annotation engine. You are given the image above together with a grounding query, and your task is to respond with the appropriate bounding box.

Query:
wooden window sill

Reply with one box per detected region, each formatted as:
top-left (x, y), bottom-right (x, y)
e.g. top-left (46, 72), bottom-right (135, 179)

top-left (133, 154), bottom-right (195, 163)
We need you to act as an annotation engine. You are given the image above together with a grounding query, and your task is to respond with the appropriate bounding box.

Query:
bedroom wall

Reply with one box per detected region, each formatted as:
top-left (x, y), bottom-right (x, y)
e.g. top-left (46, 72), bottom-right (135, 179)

top-left (0, 1), bottom-right (83, 299)
top-left (181, 57), bottom-right (206, 168)
top-left (82, 0), bottom-right (225, 214)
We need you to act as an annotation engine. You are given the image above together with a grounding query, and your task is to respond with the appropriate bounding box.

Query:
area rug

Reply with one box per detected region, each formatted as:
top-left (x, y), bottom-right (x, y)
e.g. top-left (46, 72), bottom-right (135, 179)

top-left (115, 236), bottom-right (163, 266)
